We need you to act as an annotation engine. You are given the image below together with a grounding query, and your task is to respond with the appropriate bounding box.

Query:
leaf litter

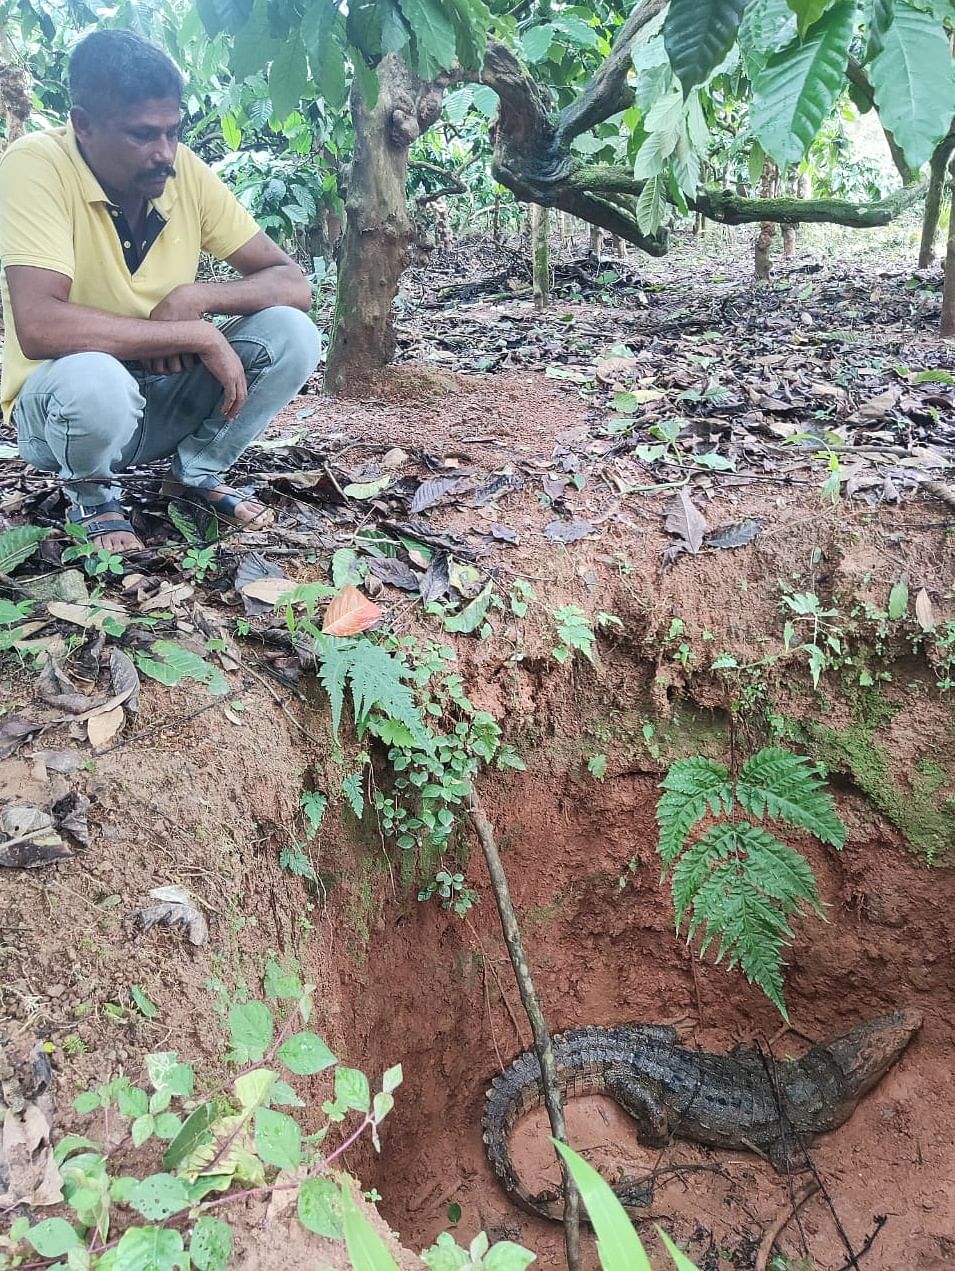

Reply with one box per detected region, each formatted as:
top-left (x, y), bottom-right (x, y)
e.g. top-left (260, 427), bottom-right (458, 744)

top-left (130, 884), bottom-right (209, 947)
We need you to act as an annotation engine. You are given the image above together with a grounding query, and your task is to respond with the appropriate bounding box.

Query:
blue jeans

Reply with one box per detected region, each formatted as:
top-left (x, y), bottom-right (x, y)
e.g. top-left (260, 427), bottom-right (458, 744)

top-left (13, 306), bottom-right (322, 508)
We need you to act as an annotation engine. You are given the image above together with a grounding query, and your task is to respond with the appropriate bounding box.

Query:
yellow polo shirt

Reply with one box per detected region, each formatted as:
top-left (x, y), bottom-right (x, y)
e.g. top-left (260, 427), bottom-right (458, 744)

top-left (0, 123), bottom-right (259, 420)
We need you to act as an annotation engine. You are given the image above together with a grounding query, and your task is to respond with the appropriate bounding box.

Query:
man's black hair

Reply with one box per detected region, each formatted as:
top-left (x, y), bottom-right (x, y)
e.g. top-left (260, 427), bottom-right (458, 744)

top-left (69, 29), bottom-right (183, 118)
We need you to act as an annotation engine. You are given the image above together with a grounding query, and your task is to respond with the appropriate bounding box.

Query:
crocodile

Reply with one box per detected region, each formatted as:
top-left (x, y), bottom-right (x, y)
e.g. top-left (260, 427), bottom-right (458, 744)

top-left (483, 1011), bottom-right (921, 1221)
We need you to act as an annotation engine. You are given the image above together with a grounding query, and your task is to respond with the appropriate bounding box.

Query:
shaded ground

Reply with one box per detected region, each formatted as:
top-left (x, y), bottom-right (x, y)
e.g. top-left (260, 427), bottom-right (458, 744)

top-left (1, 232), bottom-right (954, 1269)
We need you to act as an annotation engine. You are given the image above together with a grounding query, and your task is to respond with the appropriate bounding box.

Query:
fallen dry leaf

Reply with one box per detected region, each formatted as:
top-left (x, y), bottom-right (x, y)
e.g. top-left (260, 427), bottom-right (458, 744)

top-left (46, 598), bottom-right (128, 630)
top-left (138, 581), bottom-right (195, 614)
top-left (322, 585), bottom-right (383, 636)
top-left (52, 792), bottom-right (91, 847)
top-left (131, 884), bottom-right (209, 946)
top-left (240, 577), bottom-right (298, 606)
top-left (665, 490), bottom-right (709, 555)
top-left (0, 806), bottom-right (70, 867)
top-left (35, 658), bottom-right (96, 714)
top-left (544, 519), bottom-right (594, 544)
top-left (0, 1099), bottom-right (63, 1208)
top-left (0, 717), bottom-right (42, 761)
top-left (110, 649), bottom-right (141, 715)
top-left (87, 705), bottom-right (125, 748)
top-left (915, 588), bottom-right (936, 632)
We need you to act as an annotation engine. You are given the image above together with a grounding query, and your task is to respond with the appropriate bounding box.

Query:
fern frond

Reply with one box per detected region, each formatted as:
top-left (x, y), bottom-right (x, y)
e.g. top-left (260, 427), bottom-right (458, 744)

top-left (670, 828), bottom-right (734, 925)
top-left (736, 747), bottom-right (846, 849)
top-left (736, 826), bottom-right (823, 918)
top-left (347, 641), bottom-right (429, 748)
top-left (684, 858), bottom-right (791, 1017)
top-left (315, 636), bottom-right (349, 737)
top-left (656, 758), bottom-right (733, 865)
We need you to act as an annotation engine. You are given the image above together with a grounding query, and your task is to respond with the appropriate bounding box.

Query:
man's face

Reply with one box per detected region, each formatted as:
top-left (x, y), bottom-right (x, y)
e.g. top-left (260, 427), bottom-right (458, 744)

top-left (71, 97), bottom-right (181, 203)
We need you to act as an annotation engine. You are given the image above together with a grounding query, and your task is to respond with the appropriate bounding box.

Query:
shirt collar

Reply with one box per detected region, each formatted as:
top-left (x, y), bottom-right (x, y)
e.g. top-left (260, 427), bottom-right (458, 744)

top-left (65, 120), bottom-right (179, 217)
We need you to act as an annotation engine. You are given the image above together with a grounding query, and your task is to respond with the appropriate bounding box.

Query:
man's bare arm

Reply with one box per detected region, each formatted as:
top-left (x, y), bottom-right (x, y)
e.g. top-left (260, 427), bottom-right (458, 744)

top-left (6, 265), bottom-right (250, 419)
top-left (150, 232), bottom-right (312, 322)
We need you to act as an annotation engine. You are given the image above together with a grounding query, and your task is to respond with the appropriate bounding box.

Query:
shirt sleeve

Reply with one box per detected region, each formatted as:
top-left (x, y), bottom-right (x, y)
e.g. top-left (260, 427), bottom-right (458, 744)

top-left (0, 144), bottom-right (75, 278)
top-left (190, 151), bottom-right (261, 261)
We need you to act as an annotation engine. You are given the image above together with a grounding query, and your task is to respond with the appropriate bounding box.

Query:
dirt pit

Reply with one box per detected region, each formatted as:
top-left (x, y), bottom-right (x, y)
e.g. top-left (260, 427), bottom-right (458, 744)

top-left (341, 770), bottom-right (955, 1271)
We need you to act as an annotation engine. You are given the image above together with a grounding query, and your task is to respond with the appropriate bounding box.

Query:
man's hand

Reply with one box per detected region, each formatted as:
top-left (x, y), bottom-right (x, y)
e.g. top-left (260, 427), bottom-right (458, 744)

top-left (150, 283), bottom-right (207, 324)
top-left (196, 327), bottom-right (248, 420)
top-left (141, 353), bottom-right (199, 375)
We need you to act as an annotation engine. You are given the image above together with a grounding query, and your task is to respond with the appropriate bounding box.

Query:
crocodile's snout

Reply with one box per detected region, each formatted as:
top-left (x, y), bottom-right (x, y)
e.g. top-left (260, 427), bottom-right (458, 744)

top-left (823, 1009), bottom-right (922, 1096)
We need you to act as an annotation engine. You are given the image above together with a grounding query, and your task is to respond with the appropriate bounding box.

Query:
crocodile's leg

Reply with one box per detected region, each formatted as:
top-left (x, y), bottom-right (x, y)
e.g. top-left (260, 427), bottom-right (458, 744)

top-left (603, 1067), bottom-right (673, 1148)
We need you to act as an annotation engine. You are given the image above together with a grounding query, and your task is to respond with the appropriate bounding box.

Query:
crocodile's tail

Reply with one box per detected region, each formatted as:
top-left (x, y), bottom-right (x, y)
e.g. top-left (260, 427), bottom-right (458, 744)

top-left (482, 1050), bottom-right (566, 1221)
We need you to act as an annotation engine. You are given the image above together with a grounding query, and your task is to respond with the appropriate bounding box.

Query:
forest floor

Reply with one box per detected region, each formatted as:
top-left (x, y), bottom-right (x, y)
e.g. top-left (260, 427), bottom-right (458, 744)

top-left (1, 225), bottom-right (954, 1270)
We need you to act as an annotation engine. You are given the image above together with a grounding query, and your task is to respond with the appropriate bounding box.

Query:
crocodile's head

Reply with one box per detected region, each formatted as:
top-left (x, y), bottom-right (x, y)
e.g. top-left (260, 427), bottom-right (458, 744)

top-left (823, 1009), bottom-right (922, 1097)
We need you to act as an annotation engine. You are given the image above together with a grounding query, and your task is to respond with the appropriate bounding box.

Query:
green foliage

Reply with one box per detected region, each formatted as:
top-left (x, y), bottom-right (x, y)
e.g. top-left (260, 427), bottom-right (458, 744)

top-left (656, 747), bottom-right (846, 1016)
top-left (555, 1142), bottom-right (698, 1270)
top-left (751, 1), bottom-right (857, 169)
top-left (664, 0), bottom-right (750, 94)
top-left (279, 843), bottom-right (319, 886)
top-left (418, 869), bottom-right (478, 916)
top-left (300, 790), bottom-right (328, 839)
top-left (61, 521), bottom-right (125, 578)
top-left (869, 0), bottom-right (955, 168)
top-left (0, 524), bottom-right (50, 574)
top-left (135, 640), bottom-right (230, 696)
top-left (7, 987), bottom-right (406, 1270)
top-left (316, 635), bottom-right (429, 748)
top-left (552, 605), bottom-right (597, 665)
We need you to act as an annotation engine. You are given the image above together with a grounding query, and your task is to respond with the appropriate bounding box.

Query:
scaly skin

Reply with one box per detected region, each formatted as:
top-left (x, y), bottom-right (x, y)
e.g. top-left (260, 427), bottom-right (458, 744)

top-left (482, 1011), bottom-right (922, 1222)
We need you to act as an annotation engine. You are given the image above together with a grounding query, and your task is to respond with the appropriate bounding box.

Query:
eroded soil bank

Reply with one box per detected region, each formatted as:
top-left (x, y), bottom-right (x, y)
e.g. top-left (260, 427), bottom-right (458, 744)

top-left (3, 244), bottom-right (955, 1269)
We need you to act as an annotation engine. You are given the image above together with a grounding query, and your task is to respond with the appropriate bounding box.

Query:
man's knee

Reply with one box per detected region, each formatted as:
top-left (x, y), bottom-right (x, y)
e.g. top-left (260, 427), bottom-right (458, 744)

top-left (243, 307), bottom-right (322, 382)
top-left (44, 353), bottom-right (143, 434)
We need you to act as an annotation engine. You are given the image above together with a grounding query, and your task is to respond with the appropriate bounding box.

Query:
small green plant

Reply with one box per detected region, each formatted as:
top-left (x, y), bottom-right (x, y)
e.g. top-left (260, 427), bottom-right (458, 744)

top-left (1, 986), bottom-right (401, 1270)
top-left (780, 590), bottom-right (845, 687)
top-left (587, 753), bottom-right (608, 781)
top-left (278, 842), bottom-right (319, 888)
top-left (418, 869), bottom-right (478, 916)
top-left (552, 605), bottom-right (596, 664)
top-left (182, 544), bottom-right (218, 582)
top-left (300, 790), bottom-right (328, 839)
top-left (656, 747), bottom-right (846, 1016)
top-left (61, 522), bottom-right (124, 578)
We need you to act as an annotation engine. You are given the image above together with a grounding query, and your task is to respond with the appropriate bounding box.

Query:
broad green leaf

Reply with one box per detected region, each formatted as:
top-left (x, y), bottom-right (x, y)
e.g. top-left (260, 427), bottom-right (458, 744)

top-left (53, 1135), bottom-right (98, 1165)
top-left (751, 0), bottom-right (857, 168)
top-left (482, 1243), bottom-right (536, 1271)
top-left (551, 14), bottom-right (599, 48)
top-left (887, 579), bottom-right (909, 619)
top-left (786, 0), bottom-right (836, 36)
top-left (146, 1053), bottom-right (194, 1100)
top-left (335, 1065), bottom-right (371, 1113)
top-left (331, 548), bottom-right (367, 588)
top-left (190, 1217), bottom-right (233, 1271)
top-left (870, 0), bottom-right (955, 169)
top-left (269, 37), bottom-right (309, 122)
top-left (131, 986), bottom-right (158, 1019)
top-left (271, 1078), bottom-right (306, 1107)
top-left (278, 1031), bottom-right (337, 1075)
top-left (254, 1107), bottom-right (302, 1169)
top-left (444, 584), bottom-right (493, 634)
top-left (228, 1000), bottom-right (274, 1063)
top-left (864, 0), bottom-right (894, 59)
top-left (162, 1102), bottom-right (219, 1170)
top-left (298, 1175), bottom-right (344, 1238)
top-left (127, 1173), bottom-right (192, 1220)
top-left (382, 1063), bottom-right (403, 1094)
top-left (636, 174), bottom-right (667, 235)
top-left (234, 1067), bottom-right (277, 1109)
top-left (736, 746), bottom-right (846, 849)
top-left (132, 1115), bottom-right (156, 1147)
top-left (554, 1142), bottom-right (653, 1270)
top-left (341, 1184), bottom-right (400, 1271)
top-left (396, 0), bottom-right (456, 72)
top-left (0, 525), bottom-right (50, 574)
top-left (135, 640), bottom-right (229, 696)
top-left (0, 598), bottom-right (34, 623)
top-left (26, 1219), bottom-right (82, 1258)
top-left (664, 0), bottom-right (751, 94)
top-left (115, 1225), bottom-right (186, 1271)
top-left (739, 0), bottom-right (800, 76)
top-left (520, 22), bottom-right (555, 62)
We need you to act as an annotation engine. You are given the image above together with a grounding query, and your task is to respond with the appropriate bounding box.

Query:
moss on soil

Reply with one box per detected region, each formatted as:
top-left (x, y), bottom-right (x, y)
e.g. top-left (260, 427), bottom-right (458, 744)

top-left (791, 712), bottom-right (955, 862)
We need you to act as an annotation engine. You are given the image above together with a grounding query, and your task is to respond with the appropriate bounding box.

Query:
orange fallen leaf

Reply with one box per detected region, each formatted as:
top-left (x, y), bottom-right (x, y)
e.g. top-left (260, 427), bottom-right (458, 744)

top-left (87, 704), bottom-right (125, 748)
top-left (322, 585), bottom-right (383, 636)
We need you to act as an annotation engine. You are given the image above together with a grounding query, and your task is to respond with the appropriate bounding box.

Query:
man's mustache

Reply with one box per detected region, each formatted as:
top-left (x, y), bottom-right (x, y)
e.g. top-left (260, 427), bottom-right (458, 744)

top-left (144, 164), bottom-right (176, 180)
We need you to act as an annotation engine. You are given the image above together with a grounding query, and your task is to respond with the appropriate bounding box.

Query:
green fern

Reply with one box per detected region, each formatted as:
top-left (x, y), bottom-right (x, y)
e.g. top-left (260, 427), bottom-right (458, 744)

top-left (656, 748), bottom-right (844, 1018)
top-left (315, 636), bottom-right (429, 749)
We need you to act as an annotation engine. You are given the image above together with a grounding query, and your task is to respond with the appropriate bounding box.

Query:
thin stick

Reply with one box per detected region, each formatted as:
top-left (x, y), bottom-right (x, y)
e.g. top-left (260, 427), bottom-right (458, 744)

top-left (755, 1179), bottom-right (820, 1271)
top-left (466, 788), bottom-right (581, 1271)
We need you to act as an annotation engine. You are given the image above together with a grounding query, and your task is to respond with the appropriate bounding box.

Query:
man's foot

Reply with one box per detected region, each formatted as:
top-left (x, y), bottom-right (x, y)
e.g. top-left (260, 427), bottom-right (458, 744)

top-left (162, 480), bottom-right (274, 530)
top-left (67, 501), bottom-right (144, 554)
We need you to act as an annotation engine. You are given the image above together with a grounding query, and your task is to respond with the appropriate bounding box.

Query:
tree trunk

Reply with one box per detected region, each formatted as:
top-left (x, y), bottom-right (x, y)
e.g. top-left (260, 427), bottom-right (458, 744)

top-left (920, 136), bottom-right (955, 269)
top-left (754, 160), bottom-right (778, 280)
top-left (324, 56), bottom-right (443, 396)
top-left (529, 203), bottom-right (550, 310)
top-left (492, 188), bottom-right (500, 243)
top-left (613, 233), bottom-right (627, 260)
top-left (940, 159), bottom-right (955, 337)
top-left (0, 38), bottom-right (31, 149)
top-left (588, 223), bottom-right (601, 255)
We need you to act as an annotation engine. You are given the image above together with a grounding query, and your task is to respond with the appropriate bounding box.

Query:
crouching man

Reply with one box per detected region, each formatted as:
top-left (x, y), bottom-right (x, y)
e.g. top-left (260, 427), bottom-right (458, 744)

top-left (0, 28), bottom-right (322, 551)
